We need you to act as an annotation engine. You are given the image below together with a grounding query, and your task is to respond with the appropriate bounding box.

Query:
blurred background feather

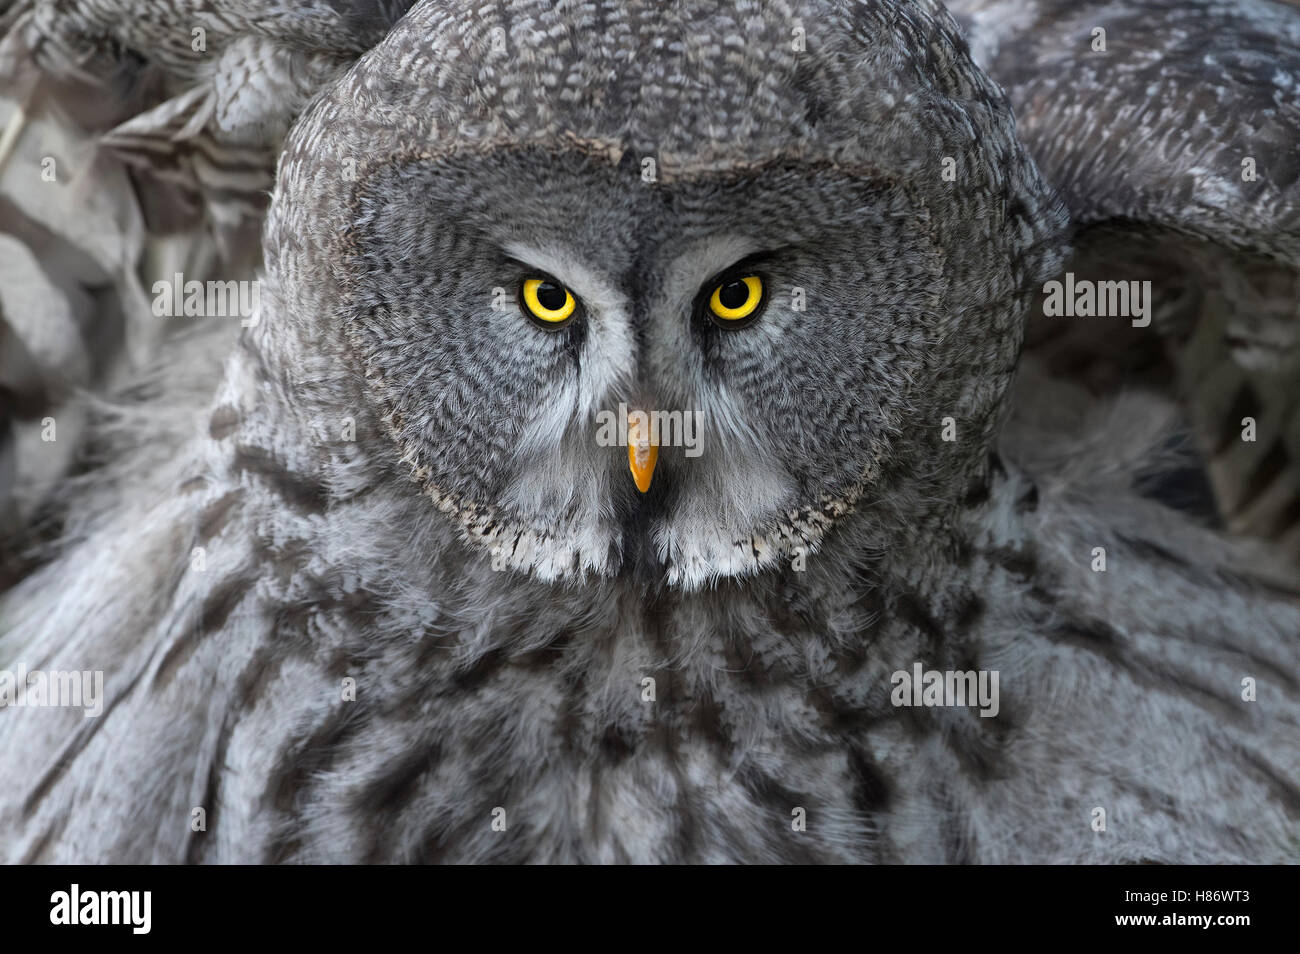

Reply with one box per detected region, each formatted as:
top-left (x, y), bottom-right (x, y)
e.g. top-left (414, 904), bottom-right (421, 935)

top-left (0, 0), bottom-right (415, 586)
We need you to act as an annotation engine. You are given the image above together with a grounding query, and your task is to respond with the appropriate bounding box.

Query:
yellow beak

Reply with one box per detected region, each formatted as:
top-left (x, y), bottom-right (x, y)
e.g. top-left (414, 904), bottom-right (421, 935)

top-left (627, 410), bottom-right (658, 493)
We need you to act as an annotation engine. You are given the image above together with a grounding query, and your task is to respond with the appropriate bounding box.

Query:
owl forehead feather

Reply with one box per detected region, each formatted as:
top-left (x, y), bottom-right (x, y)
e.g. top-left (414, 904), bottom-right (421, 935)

top-left (272, 0), bottom-right (1063, 303)
top-left (317, 0), bottom-right (1013, 179)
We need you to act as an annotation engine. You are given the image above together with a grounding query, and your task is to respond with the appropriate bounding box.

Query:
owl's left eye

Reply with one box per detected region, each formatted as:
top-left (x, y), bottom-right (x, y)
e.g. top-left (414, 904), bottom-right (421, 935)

top-left (520, 277), bottom-right (578, 328)
top-left (707, 275), bottom-right (764, 326)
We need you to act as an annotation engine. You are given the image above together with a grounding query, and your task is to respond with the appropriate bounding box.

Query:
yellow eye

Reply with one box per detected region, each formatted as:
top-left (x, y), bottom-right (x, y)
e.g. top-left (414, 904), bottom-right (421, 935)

top-left (521, 277), bottom-right (577, 326)
top-left (708, 275), bottom-right (764, 325)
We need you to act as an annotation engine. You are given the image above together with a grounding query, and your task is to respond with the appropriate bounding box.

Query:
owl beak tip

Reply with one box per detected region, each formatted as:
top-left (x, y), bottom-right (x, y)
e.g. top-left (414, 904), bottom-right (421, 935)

top-left (630, 452), bottom-right (657, 493)
top-left (627, 410), bottom-right (658, 493)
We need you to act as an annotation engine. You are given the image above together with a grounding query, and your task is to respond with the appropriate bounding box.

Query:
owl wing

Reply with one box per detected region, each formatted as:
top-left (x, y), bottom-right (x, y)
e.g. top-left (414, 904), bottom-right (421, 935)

top-left (946, 0), bottom-right (1300, 559)
top-left (1, 0), bottom-right (419, 252)
top-left (0, 0), bottom-right (414, 581)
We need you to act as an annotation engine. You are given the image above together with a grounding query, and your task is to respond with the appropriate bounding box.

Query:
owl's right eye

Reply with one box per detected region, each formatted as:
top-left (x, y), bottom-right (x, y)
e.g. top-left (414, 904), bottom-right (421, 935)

top-left (520, 277), bottom-right (578, 329)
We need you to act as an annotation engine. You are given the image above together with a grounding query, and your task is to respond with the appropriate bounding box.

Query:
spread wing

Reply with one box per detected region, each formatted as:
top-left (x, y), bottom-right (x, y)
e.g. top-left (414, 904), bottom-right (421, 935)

top-left (947, 0), bottom-right (1300, 560)
top-left (0, 0), bottom-right (414, 583)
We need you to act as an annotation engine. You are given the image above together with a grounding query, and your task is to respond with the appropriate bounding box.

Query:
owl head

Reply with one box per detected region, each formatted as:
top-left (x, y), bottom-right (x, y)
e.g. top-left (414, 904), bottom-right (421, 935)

top-left (257, 0), bottom-right (1066, 588)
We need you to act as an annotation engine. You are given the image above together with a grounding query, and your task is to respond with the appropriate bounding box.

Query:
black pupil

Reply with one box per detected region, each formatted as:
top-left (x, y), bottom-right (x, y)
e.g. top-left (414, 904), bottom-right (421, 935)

top-left (536, 282), bottom-right (567, 311)
top-left (718, 280), bottom-right (751, 310)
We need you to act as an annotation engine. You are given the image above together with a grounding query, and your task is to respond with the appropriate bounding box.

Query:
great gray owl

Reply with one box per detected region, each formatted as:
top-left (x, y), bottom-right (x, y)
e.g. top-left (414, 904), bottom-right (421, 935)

top-left (0, 0), bottom-right (1297, 864)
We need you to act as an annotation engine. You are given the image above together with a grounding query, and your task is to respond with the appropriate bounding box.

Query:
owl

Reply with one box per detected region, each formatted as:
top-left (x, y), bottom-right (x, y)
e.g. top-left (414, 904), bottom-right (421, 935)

top-left (0, 0), bottom-right (1297, 864)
